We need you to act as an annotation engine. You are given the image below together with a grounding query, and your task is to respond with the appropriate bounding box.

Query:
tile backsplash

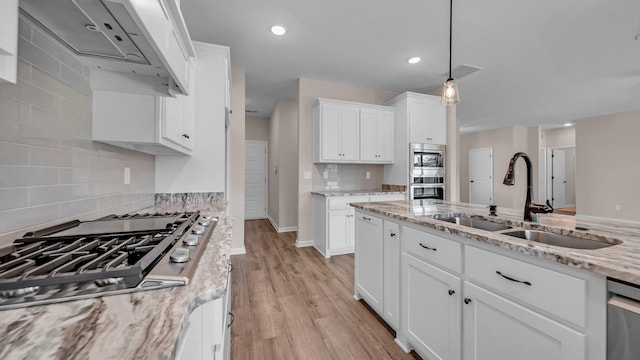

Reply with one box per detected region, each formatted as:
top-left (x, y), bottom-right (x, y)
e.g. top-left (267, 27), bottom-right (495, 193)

top-left (0, 17), bottom-right (155, 243)
top-left (313, 164), bottom-right (384, 191)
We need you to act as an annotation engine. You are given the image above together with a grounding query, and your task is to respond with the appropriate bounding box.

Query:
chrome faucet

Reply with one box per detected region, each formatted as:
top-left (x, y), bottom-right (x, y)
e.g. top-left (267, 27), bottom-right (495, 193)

top-left (503, 152), bottom-right (553, 221)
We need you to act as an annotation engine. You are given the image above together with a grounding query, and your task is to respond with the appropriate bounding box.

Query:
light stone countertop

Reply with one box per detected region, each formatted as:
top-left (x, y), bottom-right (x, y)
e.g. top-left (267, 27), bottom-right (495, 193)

top-left (352, 199), bottom-right (640, 285)
top-left (0, 202), bottom-right (232, 360)
top-left (311, 189), bottom-right (406, 197)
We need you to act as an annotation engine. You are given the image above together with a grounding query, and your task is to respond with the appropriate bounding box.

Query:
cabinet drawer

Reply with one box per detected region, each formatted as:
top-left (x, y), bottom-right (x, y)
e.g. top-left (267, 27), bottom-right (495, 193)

top-left (465, 246), bottom-right (587, 328)
top-left (328, 196), bottom-right (369, 210)
top-left (403, 226), bottom-right (462, 273)
top-left (370, 194), bottom-right (405, 202)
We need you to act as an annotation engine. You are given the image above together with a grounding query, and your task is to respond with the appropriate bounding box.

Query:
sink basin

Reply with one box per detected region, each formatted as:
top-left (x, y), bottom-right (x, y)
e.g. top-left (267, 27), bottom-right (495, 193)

top-left (432, 213), bottom-right (513, 232)
top-left (501, 230), bottom-right (620, 249)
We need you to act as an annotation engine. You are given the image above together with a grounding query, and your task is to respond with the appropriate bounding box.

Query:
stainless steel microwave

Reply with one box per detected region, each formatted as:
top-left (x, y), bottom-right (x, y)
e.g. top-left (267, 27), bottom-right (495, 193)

top-left (412, 143), bottom-right (445, 170)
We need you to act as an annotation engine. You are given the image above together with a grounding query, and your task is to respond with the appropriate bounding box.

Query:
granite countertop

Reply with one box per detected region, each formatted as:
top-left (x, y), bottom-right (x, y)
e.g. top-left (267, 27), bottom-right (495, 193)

top-left (311, 189), bottom-right (406, 197)
top-left (0, 202), bottom-right (232, 360)
top-left (352, 199), bottom-right (640, 285)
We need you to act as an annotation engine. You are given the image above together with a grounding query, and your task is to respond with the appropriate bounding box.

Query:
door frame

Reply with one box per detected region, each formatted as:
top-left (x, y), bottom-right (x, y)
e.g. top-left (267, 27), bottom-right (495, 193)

top-left (545, 146), bottom-right (576, 208)
top-left (245, 140), bottom-right (268, 220)
top-left (468, 147), bottom-right (493, 205)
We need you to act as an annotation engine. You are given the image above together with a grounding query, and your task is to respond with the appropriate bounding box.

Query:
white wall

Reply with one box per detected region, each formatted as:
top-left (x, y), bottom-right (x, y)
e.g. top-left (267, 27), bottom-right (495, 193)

top-left (245, 116), bottom-right (269, 141)
top-left (0, 17), bottom-right (155, 245)
top-left (155, 43), bottom-right (228, 193)
top-left (576, 110), bottom-right (640, 221)
top-left (229, 68), bottom-right (245, 249)
top-left (297, 78), bottom-right (398, 243)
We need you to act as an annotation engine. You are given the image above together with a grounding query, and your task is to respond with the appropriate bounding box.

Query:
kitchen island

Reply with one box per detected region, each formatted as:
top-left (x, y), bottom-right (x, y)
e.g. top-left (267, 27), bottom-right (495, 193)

top-left (0, 200), bottom-right (232, 360)
top-left (351, 199), bottom-right (640, 360)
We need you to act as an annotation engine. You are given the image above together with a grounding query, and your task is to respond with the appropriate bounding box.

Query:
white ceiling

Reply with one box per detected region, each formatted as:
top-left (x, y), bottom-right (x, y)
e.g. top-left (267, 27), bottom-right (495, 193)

top-left (181, 0), bottom-right (640, 132)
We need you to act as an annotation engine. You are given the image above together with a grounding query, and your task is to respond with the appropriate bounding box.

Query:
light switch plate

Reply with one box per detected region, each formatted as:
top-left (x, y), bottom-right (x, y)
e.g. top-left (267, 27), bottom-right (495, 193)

top-left (365, 171), bottom-right (371, 179)
top-left (124, 167), bottom-right (130, 185)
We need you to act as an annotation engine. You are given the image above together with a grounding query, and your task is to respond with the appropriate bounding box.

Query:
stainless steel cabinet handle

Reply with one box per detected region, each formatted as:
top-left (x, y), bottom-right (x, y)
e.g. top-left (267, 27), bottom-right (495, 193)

top-left (496, 270), bottom-right (532, 286)
top-left (182, 133), bottom-right (190, 139)
top-left (464, 298), bottom-right (472, 304)
top-left (362, 216), bottom-right (371, 221)
top-left (448, 289), bottom-right (455, 296)
top-left (390, 233), bottom-right (396, 237)
top-left (419, 243), bottom-right (437, 251)
top-left (227, 312), bottom-right (234, 328)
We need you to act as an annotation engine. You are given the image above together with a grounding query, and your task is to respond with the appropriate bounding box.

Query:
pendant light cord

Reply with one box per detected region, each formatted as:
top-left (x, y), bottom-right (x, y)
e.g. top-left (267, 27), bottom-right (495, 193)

top-left (448, 0), bottom-right (453, 80)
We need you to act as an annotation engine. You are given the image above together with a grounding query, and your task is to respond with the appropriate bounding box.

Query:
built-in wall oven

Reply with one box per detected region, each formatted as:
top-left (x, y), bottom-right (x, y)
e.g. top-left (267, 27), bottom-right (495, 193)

top-left (410, 143), bottom-right (446, 200)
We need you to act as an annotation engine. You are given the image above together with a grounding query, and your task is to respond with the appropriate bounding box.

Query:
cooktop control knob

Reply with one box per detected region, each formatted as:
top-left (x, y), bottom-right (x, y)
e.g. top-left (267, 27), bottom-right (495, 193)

top-left (192, 225), bottom-right (205, 235)
top-left (170, 248), bottom-right (190, 263)
top-left (201, 214), bottom-right (214, 221)
top-left (183, 235), bottom-right (199, 246)
top-left (198, 218), bottom-right (210, 226)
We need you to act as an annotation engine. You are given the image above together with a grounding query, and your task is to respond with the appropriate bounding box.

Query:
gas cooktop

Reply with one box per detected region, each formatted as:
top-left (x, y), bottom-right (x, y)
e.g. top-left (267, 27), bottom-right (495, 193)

top-left (0, 211), bottom-right (217, 310)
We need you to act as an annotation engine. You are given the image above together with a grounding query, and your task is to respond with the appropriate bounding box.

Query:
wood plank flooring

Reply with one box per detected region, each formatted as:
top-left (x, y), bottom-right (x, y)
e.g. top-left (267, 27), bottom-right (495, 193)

top-left (230, 219), bottom-right (421, 360)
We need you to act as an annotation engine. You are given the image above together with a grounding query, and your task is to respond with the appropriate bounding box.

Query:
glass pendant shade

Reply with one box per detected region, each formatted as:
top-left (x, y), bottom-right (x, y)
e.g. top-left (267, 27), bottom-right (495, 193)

top-left (442, 78), bottom-right (460, 105)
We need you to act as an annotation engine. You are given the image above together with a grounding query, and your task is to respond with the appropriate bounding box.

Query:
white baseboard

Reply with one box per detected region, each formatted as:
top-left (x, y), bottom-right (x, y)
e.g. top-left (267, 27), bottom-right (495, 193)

top-left (295, 239), bottom-right (314, 248)
top-left (230, 247), bottom-right (246, 255)
top-left (266, 214), bottom-right (298, 233)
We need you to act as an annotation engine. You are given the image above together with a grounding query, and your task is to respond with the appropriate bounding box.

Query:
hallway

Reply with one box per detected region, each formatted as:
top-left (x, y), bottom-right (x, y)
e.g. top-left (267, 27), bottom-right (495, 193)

top-left (230, 219), bottom-right (420, 360)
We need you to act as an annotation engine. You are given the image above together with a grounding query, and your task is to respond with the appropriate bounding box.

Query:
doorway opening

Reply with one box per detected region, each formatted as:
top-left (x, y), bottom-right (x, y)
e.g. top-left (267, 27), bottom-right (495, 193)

top-left (245, 141), bottom-right (268, 219)
top-left (546, 147), bottom-right (576, 215)
top-left (469, 148), bottom-right (493, 206)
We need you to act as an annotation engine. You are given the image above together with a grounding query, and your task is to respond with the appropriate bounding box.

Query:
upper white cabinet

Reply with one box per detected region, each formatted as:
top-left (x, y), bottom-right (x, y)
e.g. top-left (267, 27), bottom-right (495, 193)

top-left (93, 58), bottom-right (197, 156)
top-left (360, 108), bottom-right (394, 163)
top-left (313, 98), bottom-right (395, 164)
top-left (384, 92), bottom-right (445, 185)
top-left (0, 0), bottom-right (18, 84)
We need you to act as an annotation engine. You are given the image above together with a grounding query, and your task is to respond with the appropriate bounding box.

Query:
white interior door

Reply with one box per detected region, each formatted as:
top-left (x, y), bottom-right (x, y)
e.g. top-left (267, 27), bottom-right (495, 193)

top-left (552, 149), bottom-right (566, 208)
top-left (245, 141), bottom-right (267, 219)
top-left (469, 148), bottom-right (493, 205)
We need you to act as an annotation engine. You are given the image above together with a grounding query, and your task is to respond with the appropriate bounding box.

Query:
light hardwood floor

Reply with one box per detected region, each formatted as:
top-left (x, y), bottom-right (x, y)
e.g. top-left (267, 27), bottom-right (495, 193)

top-left (230, 219), bottom-right (421, 360)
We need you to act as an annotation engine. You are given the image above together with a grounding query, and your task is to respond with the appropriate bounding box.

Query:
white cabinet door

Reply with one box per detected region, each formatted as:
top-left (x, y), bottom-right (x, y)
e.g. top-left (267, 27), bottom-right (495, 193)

top-left (354, 213), bottom-right (384, 314)
top-left (409, 96), bottom-right (447, 145)
top-left (162, 95), bottom-right (185, 146)
top-left (328, 209), bottom-right (351, 250)
top-left (377, 110), bottom-right (395, 162)
top-left (463, 281), bottom-right (585, 360)
top-left (0, 0), bottom-right (18, 84)
top-left (320, 104), bottom-right (342, 161)
top-left (383, 220), bottom-right (400, 329)
top-left (359, 109), bottom-right (378, 161)
top-left (175, 305), bottom-right (204, 360)
top-left (340, 106), bottom-right (360, 161)
top-left (403, 254), bottom-right (461, 360)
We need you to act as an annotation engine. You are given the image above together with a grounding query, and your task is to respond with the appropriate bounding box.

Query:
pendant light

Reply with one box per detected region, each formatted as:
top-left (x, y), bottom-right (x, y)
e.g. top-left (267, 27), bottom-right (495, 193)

top-left (442, 0), bottom-right (460, 105)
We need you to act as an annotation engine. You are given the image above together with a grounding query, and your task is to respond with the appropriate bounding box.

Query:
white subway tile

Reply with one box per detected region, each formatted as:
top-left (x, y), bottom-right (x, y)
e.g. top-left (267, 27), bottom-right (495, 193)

top-left (29, 184), bottom-right (101, 206)
top-left (60, 98), bottom-right (89, 121)
top-left (0, 204), bottom-right (60, 233)
top-left (61, 65), bottom-right (90, 95)
top-left (0, 188), bottom-right (28, 211)
top-left (0, 80), bottom-right (60, 114)
top-left (17, 59), bottom-right (31, 82)
top-left (59, 198), bottom-right (99, 218)
top-left (31, 28), bottom-right (83, 74)
top-left (30, 67), bottom-right (83, 104)
top-left (31, 106), bottom-right (81, 137)
top-left (0, 166), bottom-right (59, 187)
top-left (17, 37), bottom-right (61, 79)
top-left (16, 122), bottom-right (61, 149)
top-left (0, 95), bottom-right (26, 122)
top-left (0, 142), bottom-right (29, 165)
top-left (18, 18), bottom-right (31, 41)
top-left (30, 147), bottom-right (73, 167)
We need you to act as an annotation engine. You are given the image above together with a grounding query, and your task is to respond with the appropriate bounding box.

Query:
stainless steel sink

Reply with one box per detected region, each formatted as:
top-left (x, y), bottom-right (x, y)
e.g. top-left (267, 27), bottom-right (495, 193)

top-left (500, 230), bottom-right (621, 249)
top-left (432, 213), bottom-right (513, 232)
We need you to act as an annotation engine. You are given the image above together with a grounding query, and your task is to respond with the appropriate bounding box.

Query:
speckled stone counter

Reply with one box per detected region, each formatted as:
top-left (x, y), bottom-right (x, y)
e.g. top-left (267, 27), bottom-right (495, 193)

top-left (0, 201), bottom-right (232, 360)
top-left (352, 199), bottom-right (640, 285)
top-left (311, 189), bottom-right (406, 197)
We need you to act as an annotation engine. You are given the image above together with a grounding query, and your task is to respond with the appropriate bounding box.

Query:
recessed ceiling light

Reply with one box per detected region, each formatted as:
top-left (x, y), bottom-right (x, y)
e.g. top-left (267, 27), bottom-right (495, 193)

top-left (271, 25), bottom-right (287, 36)
top-left (564, 123), bottom-right (573, 127)
top-left (408, 57), bottom-right (421, 64)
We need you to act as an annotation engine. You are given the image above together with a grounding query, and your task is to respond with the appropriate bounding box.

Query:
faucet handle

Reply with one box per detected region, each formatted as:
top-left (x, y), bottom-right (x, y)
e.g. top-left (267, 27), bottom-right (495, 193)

top-left (545, 200), bottom-right (554, 212)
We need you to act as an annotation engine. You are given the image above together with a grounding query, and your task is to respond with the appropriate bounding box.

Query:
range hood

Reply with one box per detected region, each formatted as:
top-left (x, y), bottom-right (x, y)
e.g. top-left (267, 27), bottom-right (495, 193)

top-left (20, 0), bottom-right (195, 96)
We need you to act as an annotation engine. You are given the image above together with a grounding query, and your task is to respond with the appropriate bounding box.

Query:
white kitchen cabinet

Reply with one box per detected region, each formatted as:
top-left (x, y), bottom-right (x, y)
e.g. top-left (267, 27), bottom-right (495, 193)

top-left (354, 213), bottom-right (384, 314)
top-left (313, 194), bottom-right (404, 258)
top-left (175, 262), bottom-right (232, 360)
top-left (313, 98), bottom-right (395, 164)
top-left (360, 108), bottom-right (395, 163)
top-left (382, 220), bottom-right (400, 329)
top-left (384, 92), bottom-right (446, 186)
top-left (0, 0), bottom-right (18, 84)
top-left (402, 252), bottom-right (462, 360)
top-left (463, 282), bottom-right (585, 360)
top-left (92, 60), bottom-right (196, 156)
top-left (314, 101), bottom-right (360, 162)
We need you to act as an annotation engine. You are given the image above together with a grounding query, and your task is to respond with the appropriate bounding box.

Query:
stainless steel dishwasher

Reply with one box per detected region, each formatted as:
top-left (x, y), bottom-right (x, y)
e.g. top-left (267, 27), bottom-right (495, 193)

top-left (608, 279), bottom-right (640, 359)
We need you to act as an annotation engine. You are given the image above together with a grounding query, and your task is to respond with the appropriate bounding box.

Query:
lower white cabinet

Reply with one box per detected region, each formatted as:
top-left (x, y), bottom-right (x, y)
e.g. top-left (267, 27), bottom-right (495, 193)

top-left (354, 213), bottom-right (401, 330)
top-left (402, 253), bottom-right (461, 360)
top-left (463, 282), bottom-right (585, 360)
top-left (313, 193), bottom-right (405, 258)
top-left (175, 263), bottom-right (232, 360)
top-left (0, 0), bottom-right (18, 83)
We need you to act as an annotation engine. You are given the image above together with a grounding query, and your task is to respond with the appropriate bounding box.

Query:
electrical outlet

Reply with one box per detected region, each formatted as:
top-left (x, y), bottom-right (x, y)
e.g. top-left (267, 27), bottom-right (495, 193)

top-left (365, 171), bottom-right (371, 179)
top-left (124, 167), bottom-right (130, 185)
top-left (323, 171), bottom-right (328, 179)
top-left (615, 204), bottom-right (622, 212)
top-left (303, 171), bottom-right (312, 180)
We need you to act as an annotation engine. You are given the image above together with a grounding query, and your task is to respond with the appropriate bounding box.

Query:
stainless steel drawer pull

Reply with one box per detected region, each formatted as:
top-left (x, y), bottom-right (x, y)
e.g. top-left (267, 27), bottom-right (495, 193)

top-left (496, 270), bottom-right (532, 286)
top-left (419, 243), bottom-right (437, 251)
top-left (362, 216), bottom-right (371, 221)
top-left (228, 312), bottom-right (234, 328)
